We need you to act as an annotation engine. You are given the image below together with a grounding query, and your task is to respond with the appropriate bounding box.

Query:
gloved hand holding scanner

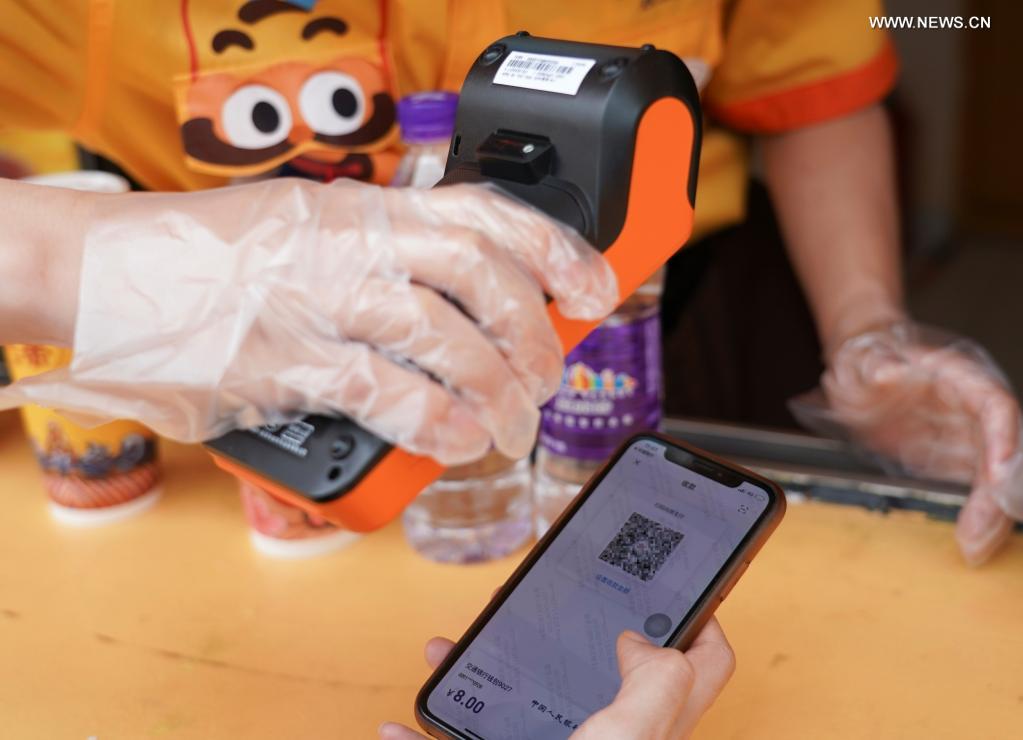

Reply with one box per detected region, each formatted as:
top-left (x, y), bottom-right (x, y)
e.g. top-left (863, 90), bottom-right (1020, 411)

top-left (205, 34), bottom-right (703, 531)
top-left (0, 34), bottom-right (702, 534)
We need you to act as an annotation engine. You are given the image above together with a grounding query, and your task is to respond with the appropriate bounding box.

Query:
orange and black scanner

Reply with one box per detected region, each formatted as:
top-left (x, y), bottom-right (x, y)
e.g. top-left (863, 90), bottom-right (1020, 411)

top-left (205, 33), bottom-right (703, 532)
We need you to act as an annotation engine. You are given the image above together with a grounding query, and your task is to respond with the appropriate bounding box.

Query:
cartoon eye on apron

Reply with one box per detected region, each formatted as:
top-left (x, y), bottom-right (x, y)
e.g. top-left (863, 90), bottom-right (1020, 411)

top-left (299, 71), bottom-right (366, 136)
top-left (174, 0), bottom-right (400, 182)
top-left (222, 84), bottom-right (294, 149)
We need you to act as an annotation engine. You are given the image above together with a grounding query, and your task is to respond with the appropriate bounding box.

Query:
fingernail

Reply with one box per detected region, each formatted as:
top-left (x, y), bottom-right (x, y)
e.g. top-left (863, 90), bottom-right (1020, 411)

top-left (960, 545), bottom-right (988, 568)
top-left (513, 343), bottom-right (562, 404)
top-left (959, 532), bottom-right (1000, 568)
top-left (534, 351), bottom-right (565, 403)
top-left (957, 506), bottom-right (1012, 566)
top-left (959, 503), bottom-right (1003, 540)
top-left (508, 405), bottom-right (541, 457)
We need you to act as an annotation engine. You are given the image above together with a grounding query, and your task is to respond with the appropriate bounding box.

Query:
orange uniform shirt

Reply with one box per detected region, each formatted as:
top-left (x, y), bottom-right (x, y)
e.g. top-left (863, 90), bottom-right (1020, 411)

top-left (0, 0), bottom-right (896, 238)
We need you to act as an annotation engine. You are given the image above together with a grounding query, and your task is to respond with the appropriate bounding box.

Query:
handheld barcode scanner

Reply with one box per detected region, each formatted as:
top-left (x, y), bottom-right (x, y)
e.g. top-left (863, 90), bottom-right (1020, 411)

top-left (205, 33), bottom-right (702, 531)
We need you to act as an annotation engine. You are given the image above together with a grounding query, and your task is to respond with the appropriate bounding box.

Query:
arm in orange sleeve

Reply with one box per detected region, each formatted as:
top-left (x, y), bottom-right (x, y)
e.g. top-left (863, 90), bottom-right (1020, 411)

top-left (705, 0), bottom-right (897, 133)
top-left (702, 0), bottom-right (903, 345)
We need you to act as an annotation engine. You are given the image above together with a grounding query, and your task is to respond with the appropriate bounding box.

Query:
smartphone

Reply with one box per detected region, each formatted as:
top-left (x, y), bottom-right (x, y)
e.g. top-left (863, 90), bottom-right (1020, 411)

top-left (415, 432), bottom-right (785, 740)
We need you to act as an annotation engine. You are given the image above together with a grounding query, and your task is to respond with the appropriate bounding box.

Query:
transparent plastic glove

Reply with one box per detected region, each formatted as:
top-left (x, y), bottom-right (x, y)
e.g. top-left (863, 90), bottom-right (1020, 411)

top-left (379, 618), bottom-right (735, 740)
top-left (791, 322), bottom-right (1023, 565)
top-left (0, 178), bottom-right (617, 465)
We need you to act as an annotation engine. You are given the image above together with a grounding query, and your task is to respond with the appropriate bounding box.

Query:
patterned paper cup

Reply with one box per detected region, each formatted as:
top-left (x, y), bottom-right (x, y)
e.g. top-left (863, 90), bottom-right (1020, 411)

top-left (238, 480), bottom-right (360, 558)
top-left (5, 344), bottom-right (162, 525)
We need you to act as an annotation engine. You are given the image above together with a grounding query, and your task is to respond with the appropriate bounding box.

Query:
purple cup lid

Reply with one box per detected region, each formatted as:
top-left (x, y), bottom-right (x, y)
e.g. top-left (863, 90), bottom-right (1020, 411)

top-left (396, 91), bottom-right (459, 144)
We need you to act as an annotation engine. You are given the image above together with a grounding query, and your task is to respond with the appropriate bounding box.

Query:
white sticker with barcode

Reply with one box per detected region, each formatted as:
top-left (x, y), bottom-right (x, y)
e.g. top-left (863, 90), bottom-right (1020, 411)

top-left (493, 51), bottom-right (596, 96)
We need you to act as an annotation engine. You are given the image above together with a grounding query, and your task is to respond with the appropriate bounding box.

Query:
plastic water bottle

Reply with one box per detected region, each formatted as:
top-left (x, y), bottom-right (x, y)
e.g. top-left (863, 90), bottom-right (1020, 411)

top-left (395, 92), bottom-right (534, 563)
top-left (390, 92), bottom-right (459, 188)
top-left (534, 271), bottom-right (665, 535)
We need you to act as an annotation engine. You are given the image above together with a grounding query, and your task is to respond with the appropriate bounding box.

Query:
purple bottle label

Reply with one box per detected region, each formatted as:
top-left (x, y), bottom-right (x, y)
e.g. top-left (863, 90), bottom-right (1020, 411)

top-left (540, 312), bottom-right (662, 461)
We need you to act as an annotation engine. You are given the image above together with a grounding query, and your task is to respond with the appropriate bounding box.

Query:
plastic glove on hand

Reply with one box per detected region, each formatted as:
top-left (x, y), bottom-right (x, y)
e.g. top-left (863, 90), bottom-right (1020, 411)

top-left (0, 179), bottom-right (617, 466)
top-left (792, 322), bottom-right (1023, 565)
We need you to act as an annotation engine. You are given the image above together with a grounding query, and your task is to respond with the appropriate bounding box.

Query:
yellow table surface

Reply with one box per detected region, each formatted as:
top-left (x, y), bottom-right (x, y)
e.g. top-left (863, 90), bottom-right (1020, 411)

top-left (1, 410), bottom-right (1020, 740)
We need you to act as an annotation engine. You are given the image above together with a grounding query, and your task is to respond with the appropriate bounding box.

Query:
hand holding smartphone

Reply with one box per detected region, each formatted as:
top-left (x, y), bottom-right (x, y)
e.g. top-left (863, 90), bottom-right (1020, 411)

top-left (414, 433), bottom-right (785, 740)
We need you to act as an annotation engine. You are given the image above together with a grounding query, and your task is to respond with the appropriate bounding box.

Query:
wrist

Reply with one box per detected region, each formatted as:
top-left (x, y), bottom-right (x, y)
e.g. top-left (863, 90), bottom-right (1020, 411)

top-left (43, 189), bottom-right (94, 346)
top-left (0, 181), bottom-right (93, 346)
top-left (820, 288), bottom-right (907, 362)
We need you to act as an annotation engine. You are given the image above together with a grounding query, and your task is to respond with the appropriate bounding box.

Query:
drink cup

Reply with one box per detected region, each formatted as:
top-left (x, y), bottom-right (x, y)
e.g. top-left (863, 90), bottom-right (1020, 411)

top-left (5, 344), bottom-right (162, 525)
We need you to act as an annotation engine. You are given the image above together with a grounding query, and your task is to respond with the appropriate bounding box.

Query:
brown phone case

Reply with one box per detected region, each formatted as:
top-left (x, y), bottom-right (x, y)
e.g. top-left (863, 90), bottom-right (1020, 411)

top-left (414, 431), bottom-right (786, 739)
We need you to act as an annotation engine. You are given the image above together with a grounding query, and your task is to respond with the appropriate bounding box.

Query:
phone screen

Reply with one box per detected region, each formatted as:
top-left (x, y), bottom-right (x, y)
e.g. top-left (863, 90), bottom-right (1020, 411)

top-left (422, 436), bottom-right (774, 739)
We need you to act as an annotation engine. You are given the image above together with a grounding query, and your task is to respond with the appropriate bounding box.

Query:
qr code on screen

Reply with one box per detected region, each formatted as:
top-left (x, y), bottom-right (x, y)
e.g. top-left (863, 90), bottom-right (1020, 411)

top-left (598, 512), bottom-right (684, 582)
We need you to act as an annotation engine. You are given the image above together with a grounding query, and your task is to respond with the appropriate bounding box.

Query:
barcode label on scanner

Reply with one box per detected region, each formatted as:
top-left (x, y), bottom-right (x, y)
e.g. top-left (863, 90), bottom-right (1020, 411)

top-left (493, 51), bottom-right (596, 95)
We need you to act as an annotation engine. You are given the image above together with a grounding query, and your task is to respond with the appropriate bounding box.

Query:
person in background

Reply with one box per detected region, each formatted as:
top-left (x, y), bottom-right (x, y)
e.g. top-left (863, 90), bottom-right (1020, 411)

top-left (0, 1), bottom-right (1020, 736)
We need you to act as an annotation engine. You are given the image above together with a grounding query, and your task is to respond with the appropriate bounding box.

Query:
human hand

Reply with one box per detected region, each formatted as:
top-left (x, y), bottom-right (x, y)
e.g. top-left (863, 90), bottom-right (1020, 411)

top-left (0, 179), bottom-right (617, 465)
top-left (380, 618), bottom-right (735, 740)
top-left (792, 322), bottom-right (1023, 565)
